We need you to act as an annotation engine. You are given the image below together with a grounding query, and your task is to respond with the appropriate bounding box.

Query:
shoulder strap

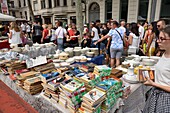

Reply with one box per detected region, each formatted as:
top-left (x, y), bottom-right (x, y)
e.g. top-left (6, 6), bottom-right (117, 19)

top-left (115, 29), bottom-right (123, 41)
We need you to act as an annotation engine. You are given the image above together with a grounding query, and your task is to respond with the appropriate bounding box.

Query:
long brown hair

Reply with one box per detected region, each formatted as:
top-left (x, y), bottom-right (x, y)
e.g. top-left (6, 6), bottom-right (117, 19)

top-left (10, 22), bottom-right (20, 32)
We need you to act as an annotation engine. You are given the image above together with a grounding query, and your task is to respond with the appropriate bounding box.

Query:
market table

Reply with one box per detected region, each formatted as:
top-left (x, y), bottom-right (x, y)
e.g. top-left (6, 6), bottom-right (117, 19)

top-left (0, 40), bottom-right (10, 49)
top-left (0, 73), bottom-right (151, 113)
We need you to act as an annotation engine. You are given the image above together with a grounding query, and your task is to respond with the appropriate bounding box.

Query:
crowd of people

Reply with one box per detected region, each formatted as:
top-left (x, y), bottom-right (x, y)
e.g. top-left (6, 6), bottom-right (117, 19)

top-left (4, 19), bottom-right (168, 67)
top-left (1, 18), bottom-right (170, 113)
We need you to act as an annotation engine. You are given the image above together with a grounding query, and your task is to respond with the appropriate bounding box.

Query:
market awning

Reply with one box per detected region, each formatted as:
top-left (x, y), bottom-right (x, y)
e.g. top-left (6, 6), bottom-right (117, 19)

top-left (0, 13), bottom-right (16, 21)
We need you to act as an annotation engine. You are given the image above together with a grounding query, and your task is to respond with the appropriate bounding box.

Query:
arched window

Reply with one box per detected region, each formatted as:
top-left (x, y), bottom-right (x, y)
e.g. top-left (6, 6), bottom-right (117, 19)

top-left (89, 2), bottom-right (100, 22)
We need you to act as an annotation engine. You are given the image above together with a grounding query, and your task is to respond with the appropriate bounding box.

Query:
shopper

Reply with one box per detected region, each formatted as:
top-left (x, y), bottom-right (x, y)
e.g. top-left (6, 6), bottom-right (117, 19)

top-left (8, 22), bottom-right (22, 47)
top-left (32, 21), bottom-right (43, 44)
top-left (143, 25), bottom-right (170, 113)
top-left (50, 26), bottom-right (56, 44)
top-left (21, 22), bottom-right (26, 33)
top-left (55, 21), bottom-right (67, 50)
top-left (90, 22), bottom-right (100, 48)
top-left (155, 19), bottom-right (166, 56)
top-left (26, 23), bottom-right (31, 38)
top-left (94, 21), bottom-right (124, 67)
top-left (67, 23), bottom-right (80, 47)
top-left (125, 22), bottom-right (140, 55)
top-left (142, 22), bottom-right (156, 56)
top-left (41, 24), bottom-right (50, 43)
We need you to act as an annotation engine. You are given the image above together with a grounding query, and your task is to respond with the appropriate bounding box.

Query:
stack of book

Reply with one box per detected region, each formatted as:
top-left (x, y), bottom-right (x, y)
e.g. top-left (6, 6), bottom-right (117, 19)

top-left (23, 76), bottom-right (43, 95)
top-left (93, 65), bottom-right (112, 77)
top-left (96, 76), bottom-right (123, 112)
top-left (15, 71), bottom-right (40, 87)
top-left (59, 79), bottom-right (86, 112)
top-left (7, 61), bottom-right (26, 74)
top-left (33, 62), bottom-right (56, 74)
top-left (80, 88), bottom-right (106, 113)
top-left (42, 73), bottom-right (67, 102)
top-left (76, 73), bottom-right (101, 92)
top-left (110, 68), bottom-right (123, 78)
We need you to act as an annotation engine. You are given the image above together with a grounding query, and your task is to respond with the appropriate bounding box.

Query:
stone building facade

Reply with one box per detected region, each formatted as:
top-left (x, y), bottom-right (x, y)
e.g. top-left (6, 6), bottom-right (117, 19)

top-left (8, 0), bottom-right (170, 25)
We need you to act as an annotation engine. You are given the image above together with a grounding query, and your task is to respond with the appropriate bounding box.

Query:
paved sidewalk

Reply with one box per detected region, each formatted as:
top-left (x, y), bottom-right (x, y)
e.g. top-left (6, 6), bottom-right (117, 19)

top-left (0, 80), bottom-right (38, 113)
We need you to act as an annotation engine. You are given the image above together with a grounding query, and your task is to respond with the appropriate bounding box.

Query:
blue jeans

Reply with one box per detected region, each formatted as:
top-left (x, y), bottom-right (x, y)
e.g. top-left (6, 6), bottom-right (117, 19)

top-left (57, 38), bottom-right (63, 51)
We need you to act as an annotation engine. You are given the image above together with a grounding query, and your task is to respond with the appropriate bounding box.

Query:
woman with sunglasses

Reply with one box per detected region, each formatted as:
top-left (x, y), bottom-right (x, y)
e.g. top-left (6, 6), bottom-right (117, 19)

top-left (143, 26), bottom-right (170, 113)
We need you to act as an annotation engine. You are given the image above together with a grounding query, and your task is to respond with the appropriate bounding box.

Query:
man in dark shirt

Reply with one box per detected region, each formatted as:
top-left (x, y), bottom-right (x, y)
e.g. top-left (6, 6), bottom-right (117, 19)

top-left (32, 20), bottom-right (43, 44)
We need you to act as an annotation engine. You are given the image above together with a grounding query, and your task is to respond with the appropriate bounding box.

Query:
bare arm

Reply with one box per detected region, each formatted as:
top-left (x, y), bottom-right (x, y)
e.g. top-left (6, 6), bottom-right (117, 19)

top-left (106, 36), bottom-right (111, 49)
top-left (147, 33), bottom-right (154, 52)
top-left (142, 30), bottom-right (148, 45)
top-left (8, 31), bottom-right (12, 39)
top-left (144, 78), bottom-right (170, 92)
top-left (127, 34), bottom-right (133, 45)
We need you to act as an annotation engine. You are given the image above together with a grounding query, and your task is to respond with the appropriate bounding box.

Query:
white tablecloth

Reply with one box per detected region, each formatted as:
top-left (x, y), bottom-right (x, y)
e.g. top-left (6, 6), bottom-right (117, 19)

top-left (0, 73), bottom-right (151, 113)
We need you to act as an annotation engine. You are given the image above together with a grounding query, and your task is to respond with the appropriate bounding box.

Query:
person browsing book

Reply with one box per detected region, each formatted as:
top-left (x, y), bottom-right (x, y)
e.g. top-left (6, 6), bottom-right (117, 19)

top-left (143, 26), bottom-right (170, 113)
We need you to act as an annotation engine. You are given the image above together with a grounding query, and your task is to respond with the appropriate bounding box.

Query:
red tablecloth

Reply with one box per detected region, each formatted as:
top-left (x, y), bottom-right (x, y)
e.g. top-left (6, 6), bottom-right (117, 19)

top-left (0, 40), bottom-right (10, 49)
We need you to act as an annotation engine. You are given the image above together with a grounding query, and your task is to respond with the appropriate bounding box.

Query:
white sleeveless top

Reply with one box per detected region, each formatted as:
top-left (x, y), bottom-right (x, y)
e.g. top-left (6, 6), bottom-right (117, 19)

top-left (155, 54), bottom-right (170, 86)
top-left (9, 29), bottom-right (22, 44)
top-left (128, 33), bottom-right (140, 54)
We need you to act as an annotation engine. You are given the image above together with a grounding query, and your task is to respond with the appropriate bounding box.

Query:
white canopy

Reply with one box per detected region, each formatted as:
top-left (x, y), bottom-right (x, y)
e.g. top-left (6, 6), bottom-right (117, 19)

top-left (0, 13), bottom-right (16, 21)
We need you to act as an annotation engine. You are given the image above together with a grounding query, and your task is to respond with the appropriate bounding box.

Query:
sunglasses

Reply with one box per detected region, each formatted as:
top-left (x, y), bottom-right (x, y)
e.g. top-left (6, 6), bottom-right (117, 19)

top-left (158, 36), bottom-right (170, 42)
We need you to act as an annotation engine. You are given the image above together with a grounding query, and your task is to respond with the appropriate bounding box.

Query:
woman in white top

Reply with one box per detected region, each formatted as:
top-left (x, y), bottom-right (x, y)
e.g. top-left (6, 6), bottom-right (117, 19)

top-left (143, 26), bottom-right (170, 113)
top-left (8, 22), bottom-right (22, 47)
top-left (90, 22), bottom-right (100, 48)
top-left (125, 23), bottom-right (140, 55)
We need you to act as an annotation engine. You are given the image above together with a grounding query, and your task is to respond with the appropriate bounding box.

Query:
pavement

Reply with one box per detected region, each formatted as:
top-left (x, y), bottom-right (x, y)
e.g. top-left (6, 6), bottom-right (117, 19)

top-left (0, 80), bottom-right (38, 113)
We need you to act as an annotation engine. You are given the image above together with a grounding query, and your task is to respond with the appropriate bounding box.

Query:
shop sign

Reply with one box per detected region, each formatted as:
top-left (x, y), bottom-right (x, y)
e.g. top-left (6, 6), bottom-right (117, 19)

top-left (1, 0), bottom-right (9, 14)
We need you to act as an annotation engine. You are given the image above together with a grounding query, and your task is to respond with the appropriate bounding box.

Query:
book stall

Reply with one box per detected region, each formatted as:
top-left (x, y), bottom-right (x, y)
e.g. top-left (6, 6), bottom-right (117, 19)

top-left (0, 43), bottom-right (159, 113)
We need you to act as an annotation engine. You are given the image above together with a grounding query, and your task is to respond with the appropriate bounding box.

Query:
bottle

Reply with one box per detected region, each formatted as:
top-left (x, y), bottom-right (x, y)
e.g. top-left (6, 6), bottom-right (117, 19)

top-left (143, 41), bottom-right (146, 55)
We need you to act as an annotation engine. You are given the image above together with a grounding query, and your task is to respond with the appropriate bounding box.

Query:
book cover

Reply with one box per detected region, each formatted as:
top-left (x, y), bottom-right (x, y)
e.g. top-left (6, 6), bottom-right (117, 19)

top-left (60, 79), bottom-right (83, 93)
top-left (24, 76), bottom-right (42, 85)
top-left (83, 88), bottom-right (105, 106)
top-left (138, 69), bottom-right (155, 82)
top-left (15, 69), bottom-right (29, 75)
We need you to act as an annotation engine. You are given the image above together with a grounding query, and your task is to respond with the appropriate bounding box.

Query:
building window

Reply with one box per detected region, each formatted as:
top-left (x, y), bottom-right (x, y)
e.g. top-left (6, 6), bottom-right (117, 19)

top-left (12, 11), bottom-right (16, 17)
top-left (49, 0), bottom-right (52, 8)
top-left (120, 0), bottom-right (128, 21)
top-left (23, 0), bottom-right (26, 6)
top-left (41, 0), bottom-right (46, 9)
top-left (33, 1), bottom-right (38, 11)
top-left (160, 0), bottom-right (170, 19)
top-left (25, 11), bottom-right (27, 20)
top-left (72, 0), bottom-right (76, 6)
top-left (10, 1), bottom-right (14, 8)
top-left (63, 0), bottom-right (67, 6)
top-left (19, 0), bottom-right (21, 7)
top-left (20, 12), bottom-right (22, 18)
top-left (54, 0), bottom-right (60, 7)
top-left (105, 0), bottom-right (112, 21)
top-left (138, 0), bottom-right (149, 20)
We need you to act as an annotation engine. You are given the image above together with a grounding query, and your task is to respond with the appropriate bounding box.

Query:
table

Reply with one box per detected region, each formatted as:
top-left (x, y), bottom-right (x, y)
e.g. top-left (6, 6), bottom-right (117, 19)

top-left (0, 73), bottom-right (151, 113)
top-left (0, 40), bottom-right (10, 49)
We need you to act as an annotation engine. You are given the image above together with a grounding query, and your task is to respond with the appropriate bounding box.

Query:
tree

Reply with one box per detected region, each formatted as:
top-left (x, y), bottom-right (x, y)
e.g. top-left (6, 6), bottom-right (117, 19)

top-left (27, 0), bottom-right (35, 22)
top-left (76, 0), bottom-right (83, 45)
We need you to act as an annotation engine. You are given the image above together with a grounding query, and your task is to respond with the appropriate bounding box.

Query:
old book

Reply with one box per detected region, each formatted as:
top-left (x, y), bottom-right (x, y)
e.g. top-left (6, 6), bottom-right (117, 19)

top-left (138, 69), bottom-right (155, 82)
top-left (41, 72), bottom-right (60, 83)
top-left (82, 88), bottom-right (105, 107)
top-left (24, 76), bottom-right (42, 85)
